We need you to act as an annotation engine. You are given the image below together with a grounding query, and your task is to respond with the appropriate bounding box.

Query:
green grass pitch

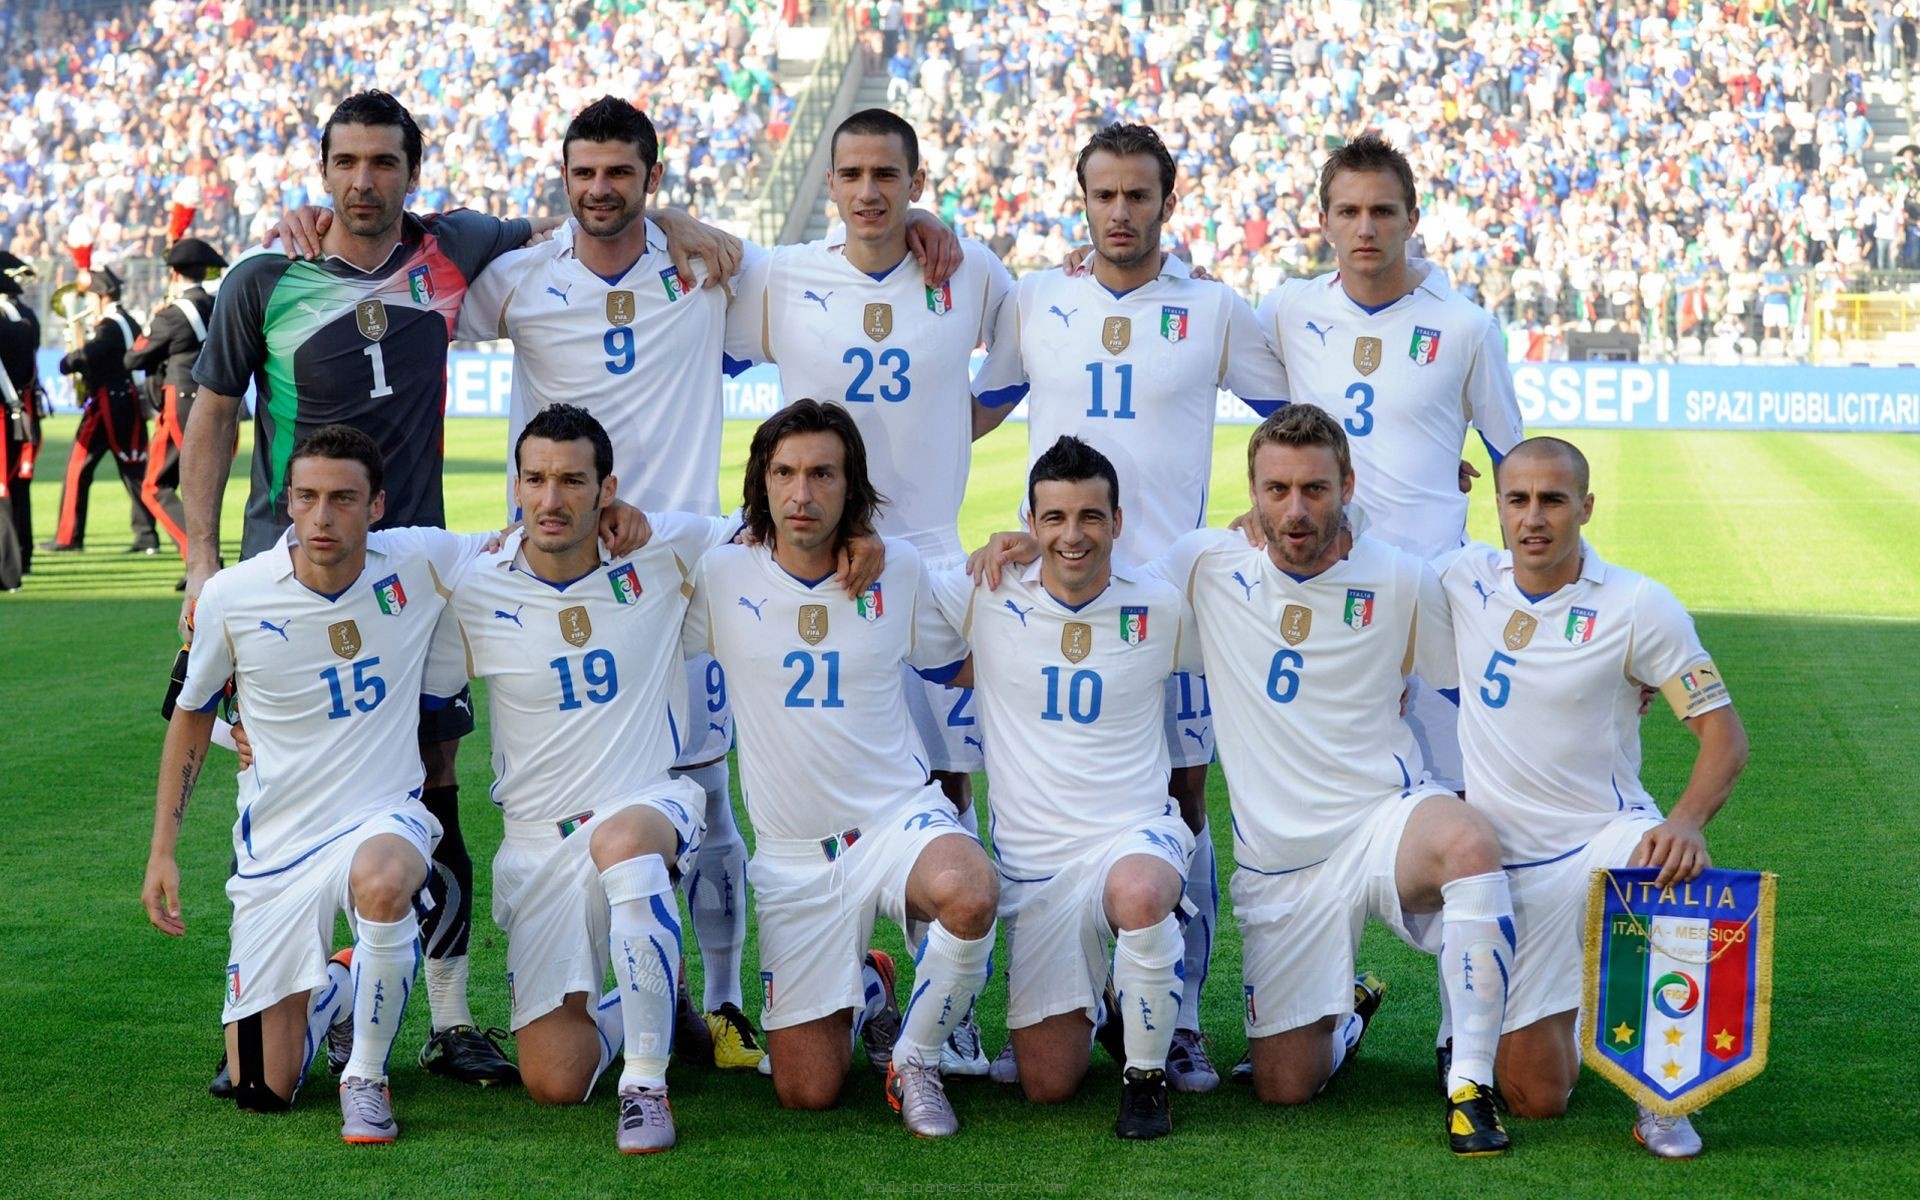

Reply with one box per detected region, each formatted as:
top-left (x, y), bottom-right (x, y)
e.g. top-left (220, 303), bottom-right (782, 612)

top-left (4, 416), bottom-right (1917, 1196)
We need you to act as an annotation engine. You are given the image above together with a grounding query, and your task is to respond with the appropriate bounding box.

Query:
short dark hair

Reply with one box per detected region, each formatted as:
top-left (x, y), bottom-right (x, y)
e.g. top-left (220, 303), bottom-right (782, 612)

top-left (1247, 404), bottom-right (1351, 481)
top-left (288, 424), bottom-right (385, 496)
top-left (1498, 436), bottom-right (1591, 495)
top-left (562, 95), bottom-right (659, 172)
top-left (321, 90), bottom-right (424, 175)
top-left (1075, 123), bottom-right (1176, 202)
top-left (173, 264), bottom-right (211, 283)
top-left (742, 399), bottom-right (887, 548)
top-left (1028, 435), bottom-right (1119, 516)
top-left (517, 403), bottom-right (615, 484)
top-left (1318, 133), bottom-right (1417, 214)
top-left (831, 108), bottom-right (919, 176)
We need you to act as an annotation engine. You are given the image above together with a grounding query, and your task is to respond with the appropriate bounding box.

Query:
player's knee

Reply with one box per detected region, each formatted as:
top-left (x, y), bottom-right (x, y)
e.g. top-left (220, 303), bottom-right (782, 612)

top-left (1253, 1070), bottom-right (1322, 1107)
top-left (1503, 1075), bottom-right (1571, 1120)
top-left (773, 1071), bottom-right (842, 1111)
top-left (1435, 808), bottom-right (1503, 879)
top-left (1106, 876), bottom-right (1176, 932)
top-left (522, 1065), bottom-right (590, 1107)
top-left (1019, 1071), bottom-right (1080, 1105)
top-left (349, 858), bottom-right (417, 918)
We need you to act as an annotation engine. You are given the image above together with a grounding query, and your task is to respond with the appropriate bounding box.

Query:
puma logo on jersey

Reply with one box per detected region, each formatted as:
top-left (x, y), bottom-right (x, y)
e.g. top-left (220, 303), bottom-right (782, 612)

top-left (1472, 580), bottom-right (1495, 609)
top-left (1003, 600), bottom-right (1034, 626)
top-left (1048, 305), bottom-right (1077, 327)
top-left (295, 301), bottom-right (324, 319)
top-left (708, 721), bottom-right (728, 737)
top-left (738, 596), bottom-right (768, 620)
top-left (1231, 571), bottom-right (1259, 601)
top-left (546, 285), bottom-right (572, 306)
top-left (963, 735), bottom-right (984, 751)
top-left (258, 618), bottom-right (290, 641)
top-left (1183, 727), bottom-right (1208, 747)
top-left (1305, 320), bottom-right (1334, 346)
top-left (802, 290), bottom-right (833, 312)
top-left (494, 605), bottom-right (525, 626)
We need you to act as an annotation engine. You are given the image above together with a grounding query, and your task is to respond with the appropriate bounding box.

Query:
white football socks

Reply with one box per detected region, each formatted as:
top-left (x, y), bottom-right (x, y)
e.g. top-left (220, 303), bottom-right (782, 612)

top-left (680, 760), bottom-right (747, 1012)
top-left (343, 910), bottom-right (420, 1082)
top-left (1114, 915), bottom-right (1184, 1073)
top-left (603, 854), bottom-right (679, 1090)
top-left (424, 954), bottom-right (475, 1032)
top-left (895, 921), bottom-right (993, 1069)
top-left (1176, 826), bottom-right (1216, 1033)
top-left (1439, 871), bottom-right (1515, 1094)
top-left (300, 954), bottom-right (353, 1083)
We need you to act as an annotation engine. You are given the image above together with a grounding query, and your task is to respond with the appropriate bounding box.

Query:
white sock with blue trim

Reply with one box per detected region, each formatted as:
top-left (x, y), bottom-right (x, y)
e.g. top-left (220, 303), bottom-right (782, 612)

top-left (343, 911), bottom-right (419, 1083)
top-left (602, 854), bottom-right (679, 1090)
top-left (681, 760), bottom-right (748, 1012)
top-left (301, 954), bottom-right (353, 1080)
top-left (1439, 871), bottom-right (1515, 1093)
top-left (1176, 826), bottom-right (1216, 1033)
top-left (1114, 915), bottom-right (1183, 1073)
top-left (894, 921), bottom-right (993, 1069)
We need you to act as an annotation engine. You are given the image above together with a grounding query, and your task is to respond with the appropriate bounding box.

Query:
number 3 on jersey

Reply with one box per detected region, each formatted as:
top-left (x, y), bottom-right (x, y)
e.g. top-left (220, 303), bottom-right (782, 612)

top-left (1344, 381), bottom-right (1374, 437)
top-left (843, 347), bottom-right (910, 403)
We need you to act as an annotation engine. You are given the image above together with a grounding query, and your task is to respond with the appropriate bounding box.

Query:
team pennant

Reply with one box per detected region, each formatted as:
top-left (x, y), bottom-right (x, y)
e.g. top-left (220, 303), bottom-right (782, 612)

top-left (1583, 867), bottom-right (1776, 1118)
top-left (1119, 606), bottom-right (1148, 644)
top-left (373, 573), bottom-right (407, 616)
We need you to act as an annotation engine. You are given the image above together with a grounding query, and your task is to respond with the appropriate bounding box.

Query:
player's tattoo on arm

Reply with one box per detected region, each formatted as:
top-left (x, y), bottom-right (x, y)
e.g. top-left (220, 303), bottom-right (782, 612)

top-left (170, 746), bottom-right (200, 830)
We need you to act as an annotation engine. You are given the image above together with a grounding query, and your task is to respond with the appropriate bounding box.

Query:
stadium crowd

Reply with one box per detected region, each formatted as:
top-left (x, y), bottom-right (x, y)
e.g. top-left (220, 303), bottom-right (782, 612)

top-left (7, 0), bottom-right (1920, 357)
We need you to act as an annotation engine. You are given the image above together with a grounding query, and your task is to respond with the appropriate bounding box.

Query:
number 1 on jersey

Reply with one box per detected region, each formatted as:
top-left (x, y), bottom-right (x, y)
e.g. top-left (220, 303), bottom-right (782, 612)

top-left (1084, 362), bottom-right (1135, 419)
top-left (362, 344), bottom-right (394, 399)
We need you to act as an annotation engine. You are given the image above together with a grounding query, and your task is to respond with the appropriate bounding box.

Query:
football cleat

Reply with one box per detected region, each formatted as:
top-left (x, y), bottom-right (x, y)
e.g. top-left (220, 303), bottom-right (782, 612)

top-left (1165, 1029), bottom-right (1220, 1094)
top-left (324, 948), bottom-right (355, 1075)
top-left (887, 1060), bottom-right (959, 1137)
top-left (208, 1053), bottom-right (234, 1100)
top-left (1447, 1083), bottom-right (1511, 1157)
top-left (859, 950), bottom-right (902, 1071)
top-left (1634, 1107), bottom-right (1703, 1159)
top-left (1436, 1037), bottom-right (1453, 1096)
top-left (1115, 1067), bottom-right (1173, 1140)
top-left (704, 1003), bottom-right (767, 1071)
top-left (339, 1076), bottom-right (398, 1144)
top-left (988, 1040), bottom-right (1020, 1085)
top-left (617, 1085), bottom-right (677, 1154)
top-left (1092, 981), bottom-right (1127, 1066)
top-left (939, 1009), bottom-right (989, 1077)
top-left (674, 966), bottom-right (714, 1065)
top-left (1351, 970), bottom-right (1387, 1058)
top-left (1229, 1051), bottom-right (1252, 1084)
top-left (419, 1024), bottom-right (521, 1086)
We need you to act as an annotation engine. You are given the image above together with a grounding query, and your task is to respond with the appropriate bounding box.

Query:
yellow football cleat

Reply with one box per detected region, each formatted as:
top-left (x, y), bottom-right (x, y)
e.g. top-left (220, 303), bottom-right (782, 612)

top-left (704, 1002), bottom-right (767, 1070)
top-left (1447, 1083), bottom-right (1512, 1157)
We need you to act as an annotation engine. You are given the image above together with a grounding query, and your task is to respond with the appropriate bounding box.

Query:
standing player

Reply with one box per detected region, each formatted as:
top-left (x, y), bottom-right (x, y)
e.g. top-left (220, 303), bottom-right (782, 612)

top-left (128, 237), bottom-right (227, 574)
top-left (430, 406), bottom-right (742, 1151)
top-left (141, 425), bottom-right (488, 1144)
top-left (930, 437), bottom-right (1198, 1139)
top-left (1434, 437), bottom-right (1748, 1159)
top-left (41, 266), bottom-right (156, 554)
top-left (970, 123), bottom-right (1292, 1091)
top-left (685, 399), bottom-right (998, 1137)
top-left (1149, 405), bottom-right (1517, 1157)
top-left (0, 251), bottom-right (41, 591)
top-left (725, 108), bottom-right (1012, 1076)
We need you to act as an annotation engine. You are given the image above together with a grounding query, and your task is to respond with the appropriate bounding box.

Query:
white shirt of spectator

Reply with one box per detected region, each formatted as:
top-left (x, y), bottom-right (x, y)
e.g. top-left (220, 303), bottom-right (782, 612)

top-left (1259, 263), bottom-right (1524, 562)
top-left (178, 527), bottom-right (487, 875)
top-left (925, 561), bottom-right (1200, 880)
top-left (432, 514), bottom-right (733, 825)
top-left (456, 218), bottom-right (766, 517)
top-left (1145, 526), bottom-right (1451, 874)
top-left (973, 260), bottom-right (1291, 563)
top-left (683, 540), bottom-right (968, 841)
top-left (1433, 540), bottom-right (1732, 867)
top-left (724, 236), bottom-right (1014, 561)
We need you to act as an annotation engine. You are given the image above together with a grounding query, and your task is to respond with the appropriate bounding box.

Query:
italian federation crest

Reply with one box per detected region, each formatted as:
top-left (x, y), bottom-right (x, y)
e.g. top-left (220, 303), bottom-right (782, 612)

top-left (1583, 867), bottom-right (1776, 1117)
top-left (1119, 606), bottom-right (1148, 645)
top-left (1160, 306), bottom-right (1188, 344)
top-left (609, 563), bottom-right (642, 605)
top-left (1408, 325), bottom-right (1441, 365)
top-left (407, 264), bottom-right (435, 304)
top-left (856, 582), bottom-right (884, 622)
top-left (373, 573), bottom-right (407, 616)
top-left (659, 268), bottom-right (685, 302)
top-left (926, 281), bottom-right (952, 316)
top-left (1343, 588), bottom-right (1374, 630)
top-left (1566, 606), bottom-right (1599, 644)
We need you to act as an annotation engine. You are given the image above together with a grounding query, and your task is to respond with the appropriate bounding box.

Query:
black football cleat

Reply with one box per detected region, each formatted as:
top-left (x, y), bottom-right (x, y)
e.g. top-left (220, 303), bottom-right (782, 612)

top-left (419, 1025), bottom-right (521, 1086)
top-left (209, 1052), bottom-right (234, 1100)
top-left (1115, 1067), bottom-right (1172, 1140)
top-left (1447, 1082), bottom-right (1512, 1157)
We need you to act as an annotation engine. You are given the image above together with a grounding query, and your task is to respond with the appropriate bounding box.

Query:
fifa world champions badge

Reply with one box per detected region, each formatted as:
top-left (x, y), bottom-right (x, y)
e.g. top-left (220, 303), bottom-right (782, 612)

top-left (1582, 867), bottom-right (1776, 1117)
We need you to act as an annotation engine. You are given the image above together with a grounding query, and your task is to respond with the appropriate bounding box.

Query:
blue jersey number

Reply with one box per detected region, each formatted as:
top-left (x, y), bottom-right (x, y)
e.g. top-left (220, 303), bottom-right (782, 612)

top-left (1084, 362), bottom-right (1135, 419)
top-left (1173, 672), bottom-right (1212, 720)
top-left (783, 650), bottom-right (845, 708)
top-left (843, 347), bottom-right (911, 403)
top-left (1479, 651), bottom-right (1516, 709)
top-left (1040, 666), bottom-right (1104, 723)
top-left (1265, 649), bottom-right (1304, 704)
top-left (1344, 381), bottom-right (1374, 437)
top-left (705, 659), bottom-right (728, 713)
top-left (605, 326), bottom-right (636, 375)
top-left (945, 687), bottom-right (975, 727)
top-left (552, 649), bottom-right (619, 711)
top-left (320, 657), bottom-right (387, 720)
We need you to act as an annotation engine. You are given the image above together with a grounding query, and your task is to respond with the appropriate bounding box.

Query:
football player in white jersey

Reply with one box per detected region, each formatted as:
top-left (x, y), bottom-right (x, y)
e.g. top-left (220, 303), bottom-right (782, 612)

top-left (1433, 437), bottom-right (1748, 1159)
top-left (724, 107), bottom-right (1012, 1075)
top-left (969, 123), bottom-right (1293, 1093)
top-left (684, 400), bottom-right (997, 1137)
top-left (428, 406), bottom-right (750, 1150)
top-left (1147, 405), bottom-right (1518, 1156)
top-left (142, 426), bottom-right (490, 1145)
top-left (929, 437), bottom-right (1199, 1139)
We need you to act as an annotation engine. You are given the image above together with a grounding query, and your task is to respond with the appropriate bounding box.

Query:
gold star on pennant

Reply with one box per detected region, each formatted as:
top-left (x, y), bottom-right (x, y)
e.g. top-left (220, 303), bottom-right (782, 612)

top-left (1662, 1060), bottom-right (1683, 1081)
top-left (1713, 1029), bottom-right (1738, 1052)
top-left (1664, 1027), bottom-right (1685, 1046)
top-left (1612, 1021), bottom-right (1636, 1046)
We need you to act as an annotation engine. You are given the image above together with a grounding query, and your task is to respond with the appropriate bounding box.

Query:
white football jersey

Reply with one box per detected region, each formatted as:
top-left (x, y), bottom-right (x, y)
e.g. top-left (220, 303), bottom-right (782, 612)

top-left (1258, 265), bottom-right (1523, 561)
top-left (927, 562), bottom-right (1200, 879)
top-left (973, 263), bottom-right (1291, 563)
top-left (178, 527), bottom-right (487, 875)
top-left (684, 540), bottom-right (968, 840)
top-left (1150, 526), bottom-right (1452, 874)
top-left (1435, 541), bottom-right (1732, 866)
top-left (459, 218), bottom-right (768, 516)
top-left (433, 513), bottom-right (734, 824)
top-left (724, 237), bottom-right (1013, 560)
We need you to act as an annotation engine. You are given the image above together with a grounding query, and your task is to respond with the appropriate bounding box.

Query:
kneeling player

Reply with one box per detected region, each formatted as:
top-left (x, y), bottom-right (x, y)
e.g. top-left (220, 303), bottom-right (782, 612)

top-left (1435, 437), bottom-right (1748, 1158)
top-left (142, 426), bottom-right (493, 1143)
top-left (428, 406), bottom-right (738, 1152)
top-left (685, 399), bottom-right (998, 1137)
top-left (933, 437), bottom-right (1198, 1138)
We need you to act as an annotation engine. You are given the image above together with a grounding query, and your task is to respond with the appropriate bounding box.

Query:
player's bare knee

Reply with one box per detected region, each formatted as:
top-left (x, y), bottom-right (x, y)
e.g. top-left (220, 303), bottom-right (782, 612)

top-left (1504, 1081), bottom-right (1570, 1120)
top-left (1434, 807), bottom-right (1503, 880)
top-left (588, 810), bottom-right (673, 871)
top-left (1105, 874), bottom-right (1176, 932)
top-left (348, 849), bottom-right (420, 918)
top-left (1020, 1070), bottom-right (1081, 1105)
top-left (522, 1064), bottom-right (590, 1107)
top-left (773, 1071), bottom-right (842, 1111)
top-left (1253, 1069), bottom-right (1322, 1107)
